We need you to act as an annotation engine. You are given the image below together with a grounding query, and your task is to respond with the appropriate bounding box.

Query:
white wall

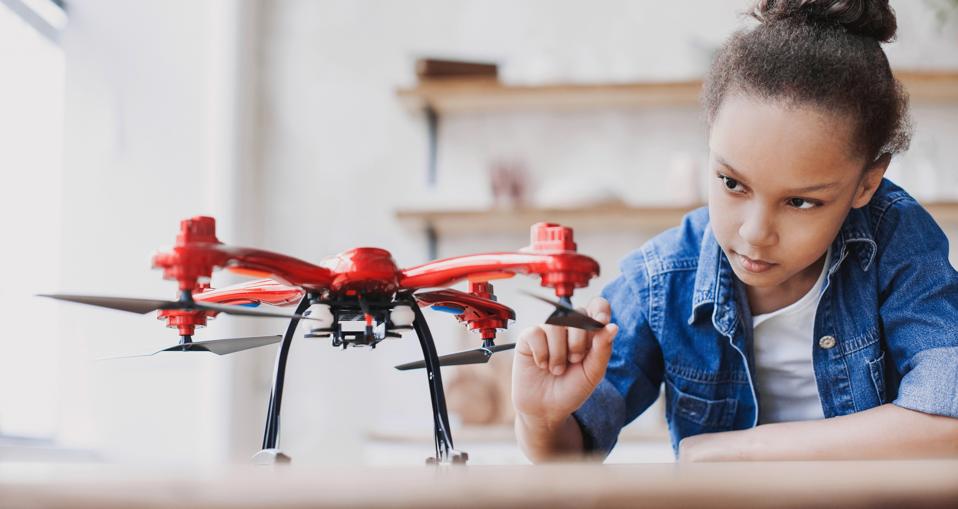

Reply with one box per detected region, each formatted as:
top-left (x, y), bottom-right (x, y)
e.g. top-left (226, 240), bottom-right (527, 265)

top-left (51, 0), bottom-right (266, 465)
top-left (0, 2), bottom-right (64, 439)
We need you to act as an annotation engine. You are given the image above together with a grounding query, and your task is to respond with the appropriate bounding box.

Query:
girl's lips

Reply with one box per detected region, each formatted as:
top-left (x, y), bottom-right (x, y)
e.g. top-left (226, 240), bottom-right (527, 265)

top-left (735, 252), bottom-right (777, 273)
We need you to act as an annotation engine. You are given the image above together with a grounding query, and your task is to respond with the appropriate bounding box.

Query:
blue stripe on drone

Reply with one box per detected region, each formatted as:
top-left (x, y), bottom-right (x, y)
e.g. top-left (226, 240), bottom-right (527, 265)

top-left (431, 305), bottom-right (464, 314)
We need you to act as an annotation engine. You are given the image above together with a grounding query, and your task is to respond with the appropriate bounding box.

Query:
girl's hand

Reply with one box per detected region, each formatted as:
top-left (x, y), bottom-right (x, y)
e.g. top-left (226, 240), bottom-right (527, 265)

top-left (511, 297), bottom-right (619, 427)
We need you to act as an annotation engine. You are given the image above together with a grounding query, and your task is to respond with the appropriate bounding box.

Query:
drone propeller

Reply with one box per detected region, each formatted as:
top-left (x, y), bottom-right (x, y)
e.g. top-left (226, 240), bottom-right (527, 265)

top-left (37, 293), bottom-right (318, 321)
top-left (394, 342), bottom-right (516, 371)
top-left (520, 290), bottom-right (605, 330)
top-left (100, 334), bottom-right (284, 359)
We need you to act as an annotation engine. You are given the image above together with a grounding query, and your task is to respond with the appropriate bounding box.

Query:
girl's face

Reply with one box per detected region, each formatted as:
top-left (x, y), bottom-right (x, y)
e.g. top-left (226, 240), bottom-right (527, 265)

top-left (707, 93), bottom-right (885, 292)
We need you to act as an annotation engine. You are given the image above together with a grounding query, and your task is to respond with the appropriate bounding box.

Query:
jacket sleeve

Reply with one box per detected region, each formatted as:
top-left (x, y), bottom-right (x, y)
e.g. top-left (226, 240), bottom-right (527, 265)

top-left (877, 197), bottom-right (958, 418)
top-left (572, 250), bottom-right (665, 457)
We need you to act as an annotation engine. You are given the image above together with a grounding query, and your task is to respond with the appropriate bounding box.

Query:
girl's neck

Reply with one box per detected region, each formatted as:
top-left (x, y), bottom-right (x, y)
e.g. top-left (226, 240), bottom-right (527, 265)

top-left (745, 252), bottom-right (828, 316)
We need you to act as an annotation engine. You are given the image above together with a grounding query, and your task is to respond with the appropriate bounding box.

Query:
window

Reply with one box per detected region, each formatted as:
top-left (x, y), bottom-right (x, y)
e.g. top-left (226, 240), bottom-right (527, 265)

top-left (0, 0), bottom-right (65, 438)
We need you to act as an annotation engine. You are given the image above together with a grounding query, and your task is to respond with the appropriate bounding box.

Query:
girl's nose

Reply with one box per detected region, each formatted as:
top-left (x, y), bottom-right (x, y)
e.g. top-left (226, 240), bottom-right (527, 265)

top-left (738, 207), bottom-right (778, 248)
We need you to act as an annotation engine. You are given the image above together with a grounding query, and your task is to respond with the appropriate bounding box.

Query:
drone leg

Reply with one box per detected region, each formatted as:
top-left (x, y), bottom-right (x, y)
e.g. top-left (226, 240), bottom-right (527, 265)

top-left (409, 300), bottom-right (468, 466)
top-left (256, 295), bottom-right (311, 464)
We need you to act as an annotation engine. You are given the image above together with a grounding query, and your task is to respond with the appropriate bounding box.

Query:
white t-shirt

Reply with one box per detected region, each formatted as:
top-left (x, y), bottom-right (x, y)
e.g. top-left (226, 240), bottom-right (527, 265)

top-left (752, 248), bottom-right (831, 424)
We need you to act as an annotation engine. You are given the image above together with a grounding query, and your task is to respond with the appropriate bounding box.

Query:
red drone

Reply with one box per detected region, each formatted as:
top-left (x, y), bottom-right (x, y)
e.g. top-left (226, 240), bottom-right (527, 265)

top-left (41, 216), bottom-right (602, 465)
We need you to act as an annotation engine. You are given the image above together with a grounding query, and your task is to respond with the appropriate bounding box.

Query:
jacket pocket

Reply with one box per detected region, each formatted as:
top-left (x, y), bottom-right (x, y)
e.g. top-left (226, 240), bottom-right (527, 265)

top-left (666, 379), bottom-right (738, 428)
top-left (867, 351), bottom-right (887, 405)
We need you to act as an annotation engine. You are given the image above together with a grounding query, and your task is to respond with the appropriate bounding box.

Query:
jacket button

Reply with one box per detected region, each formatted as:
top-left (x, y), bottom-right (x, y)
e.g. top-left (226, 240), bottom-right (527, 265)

top-left (819, 335), bottom-right (837, 349)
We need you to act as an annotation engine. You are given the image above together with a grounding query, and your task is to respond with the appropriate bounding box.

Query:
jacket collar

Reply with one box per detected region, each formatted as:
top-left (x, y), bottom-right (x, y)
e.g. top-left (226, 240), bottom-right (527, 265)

top-left (687, 208), bottom-right (877, 331)
top-left (829, 206), bottom-right (878, 277)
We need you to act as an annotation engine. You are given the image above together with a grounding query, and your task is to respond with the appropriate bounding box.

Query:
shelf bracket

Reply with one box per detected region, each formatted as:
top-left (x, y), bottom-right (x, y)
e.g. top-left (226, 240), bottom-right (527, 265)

top-left (425, 105), bottom-right (439, 187)
top-left (426, 221), bottom-right (438, 261)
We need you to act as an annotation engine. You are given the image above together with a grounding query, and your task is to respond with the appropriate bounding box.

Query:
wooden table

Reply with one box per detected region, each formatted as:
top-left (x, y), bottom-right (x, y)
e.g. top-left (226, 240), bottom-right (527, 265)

top-left (2, 460), bottom-right (957, 508)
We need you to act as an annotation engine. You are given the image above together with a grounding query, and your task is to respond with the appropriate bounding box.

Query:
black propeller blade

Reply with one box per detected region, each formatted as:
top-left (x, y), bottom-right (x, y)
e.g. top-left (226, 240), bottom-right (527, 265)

top-left (37, 293), bottom-right (318, 321)
top-left (519, 290), bottom-right (605, 330)
top-left (37, 294), bottom-right (174, 314)
top-left (100, 335), bottom-right (283, 359)
top-left (395, 343), bottom-right (516, 371)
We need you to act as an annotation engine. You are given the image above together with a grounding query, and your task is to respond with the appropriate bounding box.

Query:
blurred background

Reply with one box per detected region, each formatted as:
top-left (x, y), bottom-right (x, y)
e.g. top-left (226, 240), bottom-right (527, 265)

top-left (2, 0), bottom-right (957, 467)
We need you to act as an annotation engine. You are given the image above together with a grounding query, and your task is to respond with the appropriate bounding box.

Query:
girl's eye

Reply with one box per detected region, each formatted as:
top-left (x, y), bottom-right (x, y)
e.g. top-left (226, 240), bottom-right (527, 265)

top-left (718, 174), bottom-right (744, 193)
top-left (787, 197), bottom-right (818, 209)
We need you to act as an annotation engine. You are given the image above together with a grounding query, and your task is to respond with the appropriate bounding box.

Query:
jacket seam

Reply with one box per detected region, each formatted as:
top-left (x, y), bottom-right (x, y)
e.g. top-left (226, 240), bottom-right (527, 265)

top-left (839, 328), bottom-right (880, 357)
top-left (872, 194), bottom-right (912, 233)
top-left (666, 365), bottom-right (749, 384)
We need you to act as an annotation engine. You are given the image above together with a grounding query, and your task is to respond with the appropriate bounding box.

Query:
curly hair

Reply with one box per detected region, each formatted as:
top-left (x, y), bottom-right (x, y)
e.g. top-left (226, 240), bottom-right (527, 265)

top-left (702, 0), bottom-right (912, 163)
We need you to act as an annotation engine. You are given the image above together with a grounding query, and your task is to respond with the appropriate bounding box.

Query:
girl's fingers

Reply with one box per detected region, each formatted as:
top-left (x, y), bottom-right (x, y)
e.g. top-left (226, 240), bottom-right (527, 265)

top-left (542, 324), bottom-right (568, 375)
top-left (567, 325), bottom-right (589, 364)
top-left (517, 326), bottom-right (549, 370)
top-left (518, 296), bottom-right (614, 373)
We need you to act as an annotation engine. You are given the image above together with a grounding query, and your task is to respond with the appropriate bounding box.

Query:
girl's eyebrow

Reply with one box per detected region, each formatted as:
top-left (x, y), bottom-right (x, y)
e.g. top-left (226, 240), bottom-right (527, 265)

top-left (715, 155), bottom-right (751, 186)
top-left (714, 155), bottom-right (841, 194)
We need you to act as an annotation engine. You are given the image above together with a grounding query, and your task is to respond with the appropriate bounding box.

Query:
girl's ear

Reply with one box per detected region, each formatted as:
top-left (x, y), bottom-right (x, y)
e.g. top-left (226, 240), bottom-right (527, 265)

top-left (851, 153), bottom-right (891, 209)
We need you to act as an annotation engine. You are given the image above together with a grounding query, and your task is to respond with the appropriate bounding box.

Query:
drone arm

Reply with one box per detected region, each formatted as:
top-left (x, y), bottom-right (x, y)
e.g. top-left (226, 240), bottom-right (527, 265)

top-left (400, 252), bottom-right (599, 297)
top-left (151, 217), bottom-right (334, 292)
top-left (215, 246), bottom-right (335, 289)
top-left (193, 278), bottom-right (305, 307)
top-left (415, 286), bottom-right (515, 339)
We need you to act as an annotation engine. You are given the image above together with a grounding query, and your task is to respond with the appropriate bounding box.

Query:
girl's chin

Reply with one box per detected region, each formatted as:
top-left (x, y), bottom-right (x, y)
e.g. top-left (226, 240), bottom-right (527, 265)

top-left (730, 266), bottom-right (783, 287)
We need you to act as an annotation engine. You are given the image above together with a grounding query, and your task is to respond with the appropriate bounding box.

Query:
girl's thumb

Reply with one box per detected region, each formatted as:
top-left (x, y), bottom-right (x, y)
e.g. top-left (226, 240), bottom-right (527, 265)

top-left (582, 323), bottom-right (617, 385)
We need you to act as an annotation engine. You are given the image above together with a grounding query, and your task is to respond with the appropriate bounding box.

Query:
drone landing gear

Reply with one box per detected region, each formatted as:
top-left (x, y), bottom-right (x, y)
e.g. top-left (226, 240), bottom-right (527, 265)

top-left (407, 297), bottom-right (469, 466)
top-left (255, 295), bottom-right (312, 465)
top-left (255, 294), bottom-right (468, 466)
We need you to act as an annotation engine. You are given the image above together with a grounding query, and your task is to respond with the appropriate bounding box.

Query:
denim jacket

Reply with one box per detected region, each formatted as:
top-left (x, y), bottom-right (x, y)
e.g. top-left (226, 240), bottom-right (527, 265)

top-left (573, 179), bottom-right (958, 457)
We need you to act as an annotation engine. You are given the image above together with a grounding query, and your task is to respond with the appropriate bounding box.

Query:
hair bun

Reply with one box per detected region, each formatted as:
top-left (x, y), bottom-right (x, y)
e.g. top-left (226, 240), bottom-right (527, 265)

top-left (752, 0), bottom-right (898, 42)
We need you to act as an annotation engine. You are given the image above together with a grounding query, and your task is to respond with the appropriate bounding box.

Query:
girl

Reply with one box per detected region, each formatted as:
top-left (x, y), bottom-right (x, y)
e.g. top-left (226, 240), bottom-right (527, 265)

top-left (513, 0), bottom-right (958, 462)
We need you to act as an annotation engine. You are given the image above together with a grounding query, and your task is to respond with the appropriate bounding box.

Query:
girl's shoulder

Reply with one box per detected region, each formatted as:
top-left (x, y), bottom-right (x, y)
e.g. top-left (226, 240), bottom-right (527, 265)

top-left (862, 179), bottom-right (940, 242)
top-left (616, 206), bottom-right (712, 289)
top-left (859, 179), bottom-right (954, 279)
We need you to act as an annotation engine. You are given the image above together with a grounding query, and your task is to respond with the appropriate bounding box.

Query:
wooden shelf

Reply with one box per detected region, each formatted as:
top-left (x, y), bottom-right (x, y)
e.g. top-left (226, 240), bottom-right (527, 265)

top-left (397, 68), bottom-right (958, 257)
top-left (397, 202), bottom-right (702, 236)
top-left (397, 70), bottom-right (958, 114)
top-left (397, 78), bottom-right (704, 113)
top-left (895, 70), bottom-right (958, 103)
top-left (397, 201), bottom-right (958, 237)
